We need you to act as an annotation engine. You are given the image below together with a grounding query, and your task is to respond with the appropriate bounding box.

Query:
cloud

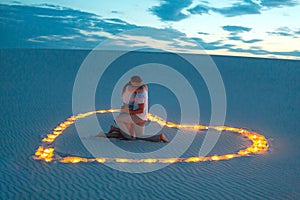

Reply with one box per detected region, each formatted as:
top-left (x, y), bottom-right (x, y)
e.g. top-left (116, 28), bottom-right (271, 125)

top-left (228, 36), bottom-right (243, 40)
top-left (277, 26), bottom-right (293, 32)
top-left (0, 4), bottom-right (140, 48)
top-left (267, 26), bottom-right (297, 37)
top-left (198, 32), bottom-right (210, 35)
top-left (192, 37), bottom-right (276, 58)
top-left (260, 0), bottom-right (299, 8)
top-left (99, 27), bottom-right (207, 53)
top-left (163, 0), bottom-right (299, 20)
top-left (222, 25), bottom-right (252, 35)
top-left (228, 36), bottom-right (262, 43)
top-left (1, 3), bottom-right (299, 59)
top-left (229, 47), bottom-right (300, 58)
top-left (229, 47), bottom-right (268, 55)
top-left (0, 4), bottom-right (213, 53)
top-left (273, 50), bottom-right (300, 57)
top-left (267, 31), bottom-right (293, 37)
top-left (213, 0), bottom-right (261, 17)
top-left (149, 0), bottom-right (193, 21)
top-left (243, 39), bottom-right (263, 43)
top-left (192, 37), bottom-right (235, 50)
top-left (192, 36), bottom-right (300, 59)
top-left (189, 0), bottom-right (261, 17)
top-left (187, 4), bottom-right (210, 15)
top-left (189, 0), bottom-right (299, 18)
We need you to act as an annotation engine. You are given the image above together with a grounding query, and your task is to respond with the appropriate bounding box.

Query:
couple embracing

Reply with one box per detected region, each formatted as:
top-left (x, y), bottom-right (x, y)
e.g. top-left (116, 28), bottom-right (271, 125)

top-left (100, 75), bottom-right (168, 142)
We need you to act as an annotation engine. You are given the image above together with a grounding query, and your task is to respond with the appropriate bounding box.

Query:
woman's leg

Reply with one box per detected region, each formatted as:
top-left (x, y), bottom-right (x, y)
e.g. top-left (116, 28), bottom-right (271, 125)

top-left (133, 123), bottom-right (145, 138)
top-left (97, 131), bottom-right (123, 138)
top-left (131, 115), bottom-right (147, 138)
top-left (115, 113), bottom-right (135, 139)
top-left (138, 134), bottom-right (169, 142)
top-left (105, 132), bottom-right (123, 138)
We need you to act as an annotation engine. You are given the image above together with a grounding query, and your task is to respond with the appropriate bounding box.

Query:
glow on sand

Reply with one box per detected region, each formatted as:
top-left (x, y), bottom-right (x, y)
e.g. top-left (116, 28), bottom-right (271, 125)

top-left (33, 109), bottom-right (268, 163)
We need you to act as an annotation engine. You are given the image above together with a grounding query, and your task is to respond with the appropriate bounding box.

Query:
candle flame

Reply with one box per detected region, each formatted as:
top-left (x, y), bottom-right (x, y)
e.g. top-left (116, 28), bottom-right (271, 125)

top-left (33, 109), bottom-right (269, 164)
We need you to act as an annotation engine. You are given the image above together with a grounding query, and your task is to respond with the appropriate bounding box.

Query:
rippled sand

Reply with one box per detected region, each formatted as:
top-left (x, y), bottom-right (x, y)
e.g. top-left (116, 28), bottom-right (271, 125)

top-left (0, 49), bottom-right (299, 199)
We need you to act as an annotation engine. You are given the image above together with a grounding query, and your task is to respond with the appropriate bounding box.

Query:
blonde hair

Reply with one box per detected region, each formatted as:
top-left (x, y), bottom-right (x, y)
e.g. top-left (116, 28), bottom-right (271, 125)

top-left (130, 75), bottom-right (142, 83)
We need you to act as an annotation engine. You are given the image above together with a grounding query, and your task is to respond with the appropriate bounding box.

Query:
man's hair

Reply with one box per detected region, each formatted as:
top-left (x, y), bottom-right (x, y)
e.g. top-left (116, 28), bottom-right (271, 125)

top-left (130, 75), bottom-right (142, 83)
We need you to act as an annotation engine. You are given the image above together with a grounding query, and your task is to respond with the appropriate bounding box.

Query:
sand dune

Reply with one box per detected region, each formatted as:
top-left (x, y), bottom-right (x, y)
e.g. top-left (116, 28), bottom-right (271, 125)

top-left (0, 49), bottom-right (299, 199)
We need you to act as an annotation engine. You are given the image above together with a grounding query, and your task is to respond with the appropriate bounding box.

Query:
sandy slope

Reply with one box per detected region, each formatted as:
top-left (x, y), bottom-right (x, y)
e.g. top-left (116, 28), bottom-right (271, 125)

top-left (0, 49), bottom-right (299, 199)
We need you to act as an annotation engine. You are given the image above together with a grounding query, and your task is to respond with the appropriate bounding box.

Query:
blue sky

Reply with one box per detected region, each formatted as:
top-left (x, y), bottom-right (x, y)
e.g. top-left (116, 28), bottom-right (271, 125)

top-left (1, 0), bottom-right (300, 59)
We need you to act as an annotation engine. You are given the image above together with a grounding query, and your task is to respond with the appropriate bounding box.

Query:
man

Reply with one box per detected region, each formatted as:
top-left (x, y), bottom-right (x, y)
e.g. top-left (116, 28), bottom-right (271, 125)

top-left (116, 75), bottom-right (148, 139)
top-left (101, 75), bottom-right (169, 142)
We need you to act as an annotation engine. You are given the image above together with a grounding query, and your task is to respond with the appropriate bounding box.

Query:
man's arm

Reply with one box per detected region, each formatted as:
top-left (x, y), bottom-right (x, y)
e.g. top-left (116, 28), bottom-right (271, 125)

top-left (129, 103), bottom-right (144, 114)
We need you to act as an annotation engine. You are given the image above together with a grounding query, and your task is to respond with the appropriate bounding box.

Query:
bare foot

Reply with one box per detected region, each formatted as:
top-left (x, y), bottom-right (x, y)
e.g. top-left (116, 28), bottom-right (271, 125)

top-left (160, 134), bottom-right (169, 143)
top-left (97, 132), bottom-right (106, 137)
top-left (109, 125), bottom-right (115, 133)
top-left (109, 125), bottom-right (120, 133)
